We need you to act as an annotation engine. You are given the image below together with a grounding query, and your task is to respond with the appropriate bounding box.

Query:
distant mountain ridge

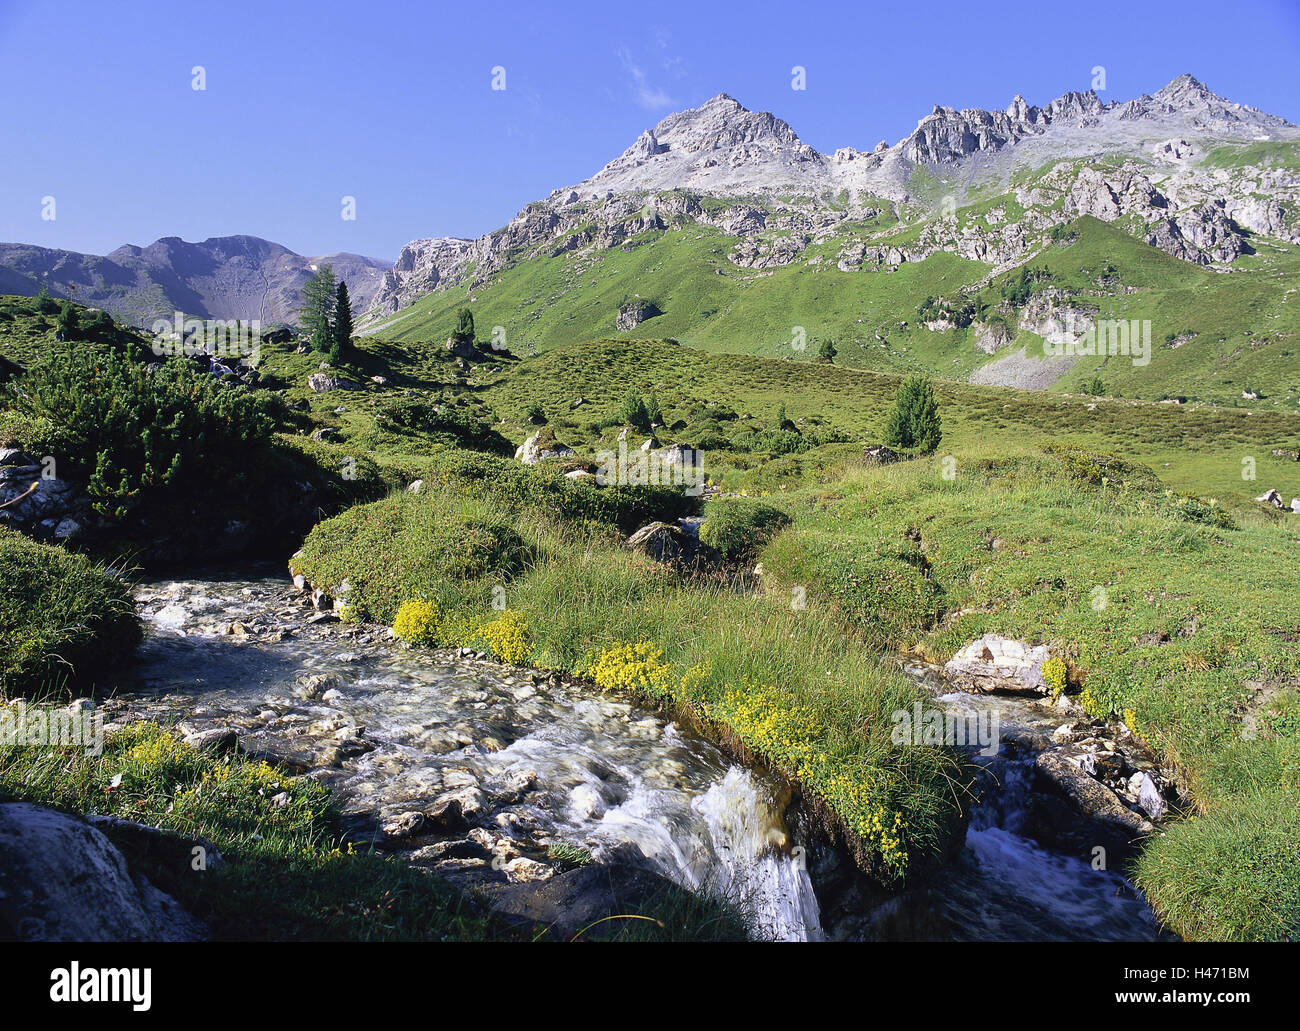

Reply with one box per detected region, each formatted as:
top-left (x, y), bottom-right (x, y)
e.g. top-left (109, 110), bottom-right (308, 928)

top-left (364, 74), bottom-right (1300, 321)
top-left (0, 235), bottom-right (391, 328)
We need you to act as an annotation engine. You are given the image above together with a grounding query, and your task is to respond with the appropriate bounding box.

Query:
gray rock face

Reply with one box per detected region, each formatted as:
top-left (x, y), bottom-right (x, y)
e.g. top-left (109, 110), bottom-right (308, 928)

top-left (0, 803), bottom-right (206, 941)
top-left (306, 373), bottom-right (361, 393)
top-left (514, 432), bottom-right (576, 465)
top-left (615, 299), bottom-right (660, 330)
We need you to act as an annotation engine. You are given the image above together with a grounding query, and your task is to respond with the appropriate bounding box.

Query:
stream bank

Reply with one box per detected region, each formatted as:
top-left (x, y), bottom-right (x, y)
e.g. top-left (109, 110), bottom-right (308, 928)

top-left (100, 567), bottom-right (1170, 941)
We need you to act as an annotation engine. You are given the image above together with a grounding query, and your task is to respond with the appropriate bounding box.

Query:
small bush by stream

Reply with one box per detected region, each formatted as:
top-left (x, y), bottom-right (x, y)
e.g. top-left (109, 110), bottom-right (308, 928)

top-left (0, 527), bottom-right (140, 696)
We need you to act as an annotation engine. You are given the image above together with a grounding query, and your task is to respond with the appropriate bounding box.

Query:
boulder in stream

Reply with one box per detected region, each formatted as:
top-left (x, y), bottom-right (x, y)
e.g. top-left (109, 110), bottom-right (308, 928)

top-left (944, 635), bottom-right (1051, 695)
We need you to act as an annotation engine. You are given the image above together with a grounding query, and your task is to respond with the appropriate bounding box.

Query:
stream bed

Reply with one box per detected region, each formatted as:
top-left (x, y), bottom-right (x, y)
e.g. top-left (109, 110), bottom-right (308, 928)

top-left (110, 568), bottom-right (1167, 942)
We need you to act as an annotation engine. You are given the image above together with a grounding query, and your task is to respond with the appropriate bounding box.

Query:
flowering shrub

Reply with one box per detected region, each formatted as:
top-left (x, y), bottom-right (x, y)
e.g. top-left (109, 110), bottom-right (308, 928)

top-left (586, 641), bottom-right (672, 697)
top-left (1042, 655), bottom-right (1068, 697)
top-left (707, 682), bottom-right (909, 879)
top-left (476, 610), bottom-right (530, 665)
top-left (393, 599), bottom-right (441, 645)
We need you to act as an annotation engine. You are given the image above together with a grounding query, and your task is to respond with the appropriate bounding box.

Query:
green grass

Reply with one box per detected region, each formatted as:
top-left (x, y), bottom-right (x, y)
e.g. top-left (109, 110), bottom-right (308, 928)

top-left (756, 443), bottom-right (1300, 940)
top-left (0, 527), bottom-right (141, 696)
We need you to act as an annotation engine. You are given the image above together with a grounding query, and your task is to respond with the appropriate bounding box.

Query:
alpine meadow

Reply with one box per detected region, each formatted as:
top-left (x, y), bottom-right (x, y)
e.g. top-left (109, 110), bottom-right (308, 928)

top-left (1, 0), bottom-right (1298, 992)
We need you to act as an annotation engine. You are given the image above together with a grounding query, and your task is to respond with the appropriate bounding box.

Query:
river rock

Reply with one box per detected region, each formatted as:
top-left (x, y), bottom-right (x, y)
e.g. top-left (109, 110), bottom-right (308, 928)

top-left (85, 814), bottom-right (226, 873)
top-left (0, 803), bottom-right (207, 941)
top-left (944, 635), bottom-right (1051, 695)
top-left (1027, 751), bottom-right (1156, 861)
top-left (477, 863), bottom-right (684, 937)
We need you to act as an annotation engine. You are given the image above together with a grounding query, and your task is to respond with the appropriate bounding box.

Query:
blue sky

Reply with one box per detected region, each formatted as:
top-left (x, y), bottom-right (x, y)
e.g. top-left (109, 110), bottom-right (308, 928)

top-left (1, 0), bottom-right (1297, 260)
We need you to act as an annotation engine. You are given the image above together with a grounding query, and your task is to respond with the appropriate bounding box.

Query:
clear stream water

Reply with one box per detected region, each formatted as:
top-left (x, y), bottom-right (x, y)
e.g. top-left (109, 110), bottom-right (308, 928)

top-left (119, 572), bottom-right (1163, 942)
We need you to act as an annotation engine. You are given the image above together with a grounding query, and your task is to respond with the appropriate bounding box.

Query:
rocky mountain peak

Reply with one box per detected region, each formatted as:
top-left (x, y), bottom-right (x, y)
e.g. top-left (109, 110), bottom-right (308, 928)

top-left (1154, 73), bottom-right (1215, 106)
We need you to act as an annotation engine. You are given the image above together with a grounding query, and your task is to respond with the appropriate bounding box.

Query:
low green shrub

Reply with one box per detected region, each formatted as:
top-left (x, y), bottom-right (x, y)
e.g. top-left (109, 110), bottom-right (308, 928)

top-left (698, 497), bottom-right (792, 562)
top-left (9, 343), bottom-right (282, 522)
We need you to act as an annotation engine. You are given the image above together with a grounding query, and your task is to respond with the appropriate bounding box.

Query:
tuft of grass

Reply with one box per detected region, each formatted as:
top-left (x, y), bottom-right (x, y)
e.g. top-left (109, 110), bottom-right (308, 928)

top-left (0, 527), bottom-right (140, 697)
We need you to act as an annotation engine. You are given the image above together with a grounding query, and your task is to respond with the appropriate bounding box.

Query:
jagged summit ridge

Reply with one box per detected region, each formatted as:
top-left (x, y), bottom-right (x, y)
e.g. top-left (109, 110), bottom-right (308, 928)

top-left (559, 74), bottom-right (1298, 202)
top-left (361, 75), bottom-right (1300, 321)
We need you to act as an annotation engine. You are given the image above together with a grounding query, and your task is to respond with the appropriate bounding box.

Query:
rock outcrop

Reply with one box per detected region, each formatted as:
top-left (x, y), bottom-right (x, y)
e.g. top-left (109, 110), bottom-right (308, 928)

top-left (0, 803), bottom-right (207, 941)
top-left (944, 635), bottom-right (1052, 695)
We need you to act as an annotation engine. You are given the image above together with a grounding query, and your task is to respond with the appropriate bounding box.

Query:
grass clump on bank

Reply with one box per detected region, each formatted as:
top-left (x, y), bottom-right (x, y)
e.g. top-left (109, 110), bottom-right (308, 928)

top-left (698, 496), bottom-right (791, 562)
top-left (0, 527), bottom-right (140, 697)
top-left (295, 449), bottom-right (972, 887)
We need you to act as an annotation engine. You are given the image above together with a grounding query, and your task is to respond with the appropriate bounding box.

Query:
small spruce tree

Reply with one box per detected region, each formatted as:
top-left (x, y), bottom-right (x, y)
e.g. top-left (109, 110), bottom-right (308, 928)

top-left (332, 281), bottom-right (354, 358)
top-left (298, 264), bottom-right (337, 352)
top-left (884, 375), bottom-right (942, 454)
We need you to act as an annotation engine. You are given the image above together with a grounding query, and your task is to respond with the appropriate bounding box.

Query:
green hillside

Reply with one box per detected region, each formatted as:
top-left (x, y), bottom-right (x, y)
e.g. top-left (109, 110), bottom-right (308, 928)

top-left (368, 194), bottom-right (1300, 409)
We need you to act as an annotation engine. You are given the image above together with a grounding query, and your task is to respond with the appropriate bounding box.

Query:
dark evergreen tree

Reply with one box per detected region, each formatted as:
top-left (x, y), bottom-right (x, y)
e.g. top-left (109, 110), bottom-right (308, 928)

top-left (333, 281), bottom-right (354, 358)
top-left (884, 375), bottom-right (942, 454)
top-left (454, 307), bottom-right (475, 343)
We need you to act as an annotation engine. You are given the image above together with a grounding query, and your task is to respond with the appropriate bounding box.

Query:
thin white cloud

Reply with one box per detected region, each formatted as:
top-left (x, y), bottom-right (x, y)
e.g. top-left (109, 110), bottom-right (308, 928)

top-left (618, 46), bottom-right (673, 110)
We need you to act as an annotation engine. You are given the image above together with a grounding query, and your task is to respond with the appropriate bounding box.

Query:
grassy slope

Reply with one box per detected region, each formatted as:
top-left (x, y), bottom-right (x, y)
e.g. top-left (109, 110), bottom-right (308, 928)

top-left (365, 196), bottom-right (1300, 407)
top-left (248, 328), bottom-right (1300, 518)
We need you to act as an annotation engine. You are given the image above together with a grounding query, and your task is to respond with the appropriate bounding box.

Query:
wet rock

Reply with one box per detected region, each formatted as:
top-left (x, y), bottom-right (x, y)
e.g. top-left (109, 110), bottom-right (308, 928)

top-left (294, 673), bottom-right (342, 700)
top-left (504, 857), bottom-right (554, 883)
top-left (381, 811), bottom-right (426, 840)
top-left (478, 863), bottom-right (685, 937)
top-left (181, 727), bottom-right (239, 755)
top-left (1129, 772), bottom-right (1167, 821)
top-left (1028, 750), bottom-right (1155, 861)
top-left (425, 786), bottom-right (487, 830)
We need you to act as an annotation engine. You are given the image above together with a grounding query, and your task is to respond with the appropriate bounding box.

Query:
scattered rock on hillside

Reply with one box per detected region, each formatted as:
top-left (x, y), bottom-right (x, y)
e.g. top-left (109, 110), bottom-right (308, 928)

top-left (515, 432), bottom-right (576, 465)
top-left (307, 373), bottom-right (361, 393)
top-left (616, 299), bottom-right (661, 331)
top-left (626, 521), bottom-right (719, 570)
top-left (862, 444), bottom-right (900, 466)
top-left (944, 635), bottom-right (1051, 695)
top-left (445, 335), bottom-right (478, 360)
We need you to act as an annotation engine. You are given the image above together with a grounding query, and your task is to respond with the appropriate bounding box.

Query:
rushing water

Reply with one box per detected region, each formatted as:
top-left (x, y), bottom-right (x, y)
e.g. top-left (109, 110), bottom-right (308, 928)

top-left (873, 663), bottom-right (1167, 941)
top-left (116, 571), bottom-right (1164, 942)
top-left (125, 572), bottom-right (824, 941)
